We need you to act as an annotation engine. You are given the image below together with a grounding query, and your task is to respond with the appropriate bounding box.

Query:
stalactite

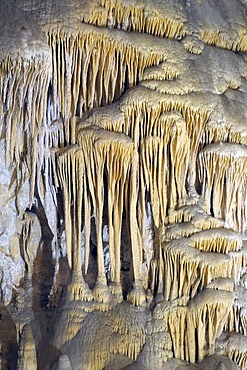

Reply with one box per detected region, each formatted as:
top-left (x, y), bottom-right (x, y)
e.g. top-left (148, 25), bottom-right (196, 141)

top-left (36, 118), bottom-right (65, 304)
top-left (217, 332), bottom-right (247, 370)
top-left (0, 56), bottom-right (51, 205)
top-left (81, 104), bottom-right (126, 134)
top-left (140, 136), bottom-right (167, 228)
top-left (161, 203), bottom-right (226, 246)
top-left (139, 112), bottom-right (190, 228)
top-left (80, 98), bottom-right (203, 235)
top-left (203, 121), bottom-right (247, 154)
top-left (228, 123), bottom-right (247, 146)
top-left (56, 145), bottom-right (92, 301)
top-left (169, 116), bottom-right (190, 208)
top-left (167, 204), bottom-right (207, 224)
top-left (1, 2), bottom-right (247, 369)
top-left (228, 246), bottom-right (247, 285)
top-left (78, 125), bottom-right (108, 302)
top-left (198, 143), bottom-right (247, 233)
top-left (161, 238), bottom-right (232, 301)
top-left (225, 284), bottom-right (247, 336)
top-left (37, 118), bottom-right (64, 239)
top-left (47, 25), bottom-right (166, 134)
top-left (201, 29), bottom-right (247, 53)
top-left (98, 0), bottom-right (187, 38)
top-left (158, 201), bottom-right (246, 304)
top-left (190, 228), bottom-right (242, 254)
top-left (77, 122), bottom-right (138, 303)
top-left (155, 199), bottom-right (245, 366)
top-left (187, 289), bottom-right (234, 362)
top-left (120, 86), bottom-right (210, 187)
top-left (203, 121), bottom-right (230, 146)
top-left (163, 222), bottom-right (201, 240)
top-left (153, 288), bottom-right (233, 363)
top-left (78, 89), bottom-right (209, 235)
top-left (127, 152), bottom-right (146, 306)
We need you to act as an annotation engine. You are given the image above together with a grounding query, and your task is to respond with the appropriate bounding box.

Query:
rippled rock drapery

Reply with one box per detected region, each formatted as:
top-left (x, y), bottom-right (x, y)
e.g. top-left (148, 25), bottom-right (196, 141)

top-left (0, 0), bottom-right (247, 369)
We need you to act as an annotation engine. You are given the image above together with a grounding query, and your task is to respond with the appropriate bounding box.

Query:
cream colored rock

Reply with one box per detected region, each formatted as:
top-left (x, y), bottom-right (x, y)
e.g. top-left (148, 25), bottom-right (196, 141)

top-left (0, 0), bottom-right (246, 369)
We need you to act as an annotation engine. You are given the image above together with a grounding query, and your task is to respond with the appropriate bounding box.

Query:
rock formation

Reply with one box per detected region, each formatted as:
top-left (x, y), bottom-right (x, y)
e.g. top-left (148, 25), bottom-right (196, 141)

top-left (0, 0), bottom-right (246, 369)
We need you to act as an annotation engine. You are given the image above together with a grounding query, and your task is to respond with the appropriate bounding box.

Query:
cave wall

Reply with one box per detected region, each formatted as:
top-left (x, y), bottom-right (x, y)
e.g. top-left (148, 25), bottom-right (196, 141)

top-left (0, 0), bottom-right (247, 369)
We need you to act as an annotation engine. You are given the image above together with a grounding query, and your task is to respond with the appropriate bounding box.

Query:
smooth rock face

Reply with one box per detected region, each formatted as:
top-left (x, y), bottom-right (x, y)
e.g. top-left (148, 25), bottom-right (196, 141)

top-left (0, 0), bottom-right (246, 369)
top-left (52, 355), bottom-right (73, 370)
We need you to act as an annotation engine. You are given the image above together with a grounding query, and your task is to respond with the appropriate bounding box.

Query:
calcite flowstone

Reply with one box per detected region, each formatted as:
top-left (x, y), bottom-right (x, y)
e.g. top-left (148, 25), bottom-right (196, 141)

top-left (0, 0), bottom-right (246, 369)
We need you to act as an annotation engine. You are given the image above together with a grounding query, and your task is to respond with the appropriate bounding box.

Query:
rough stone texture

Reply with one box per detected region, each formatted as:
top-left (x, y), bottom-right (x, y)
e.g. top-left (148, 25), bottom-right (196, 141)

top-left (0, 0), bottom-right (246, 369)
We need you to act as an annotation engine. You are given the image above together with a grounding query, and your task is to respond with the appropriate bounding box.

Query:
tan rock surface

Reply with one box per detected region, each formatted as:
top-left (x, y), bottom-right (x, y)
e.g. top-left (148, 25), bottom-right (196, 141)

top-left (0, 0), bottom-right (246, 369)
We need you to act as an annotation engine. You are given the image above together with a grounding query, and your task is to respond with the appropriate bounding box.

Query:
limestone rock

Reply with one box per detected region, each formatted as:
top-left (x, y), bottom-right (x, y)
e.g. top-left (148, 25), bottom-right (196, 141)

top-left (52, 355), bottom-right (73, 370)
top-left (0, 0), bottom-right (246, 369)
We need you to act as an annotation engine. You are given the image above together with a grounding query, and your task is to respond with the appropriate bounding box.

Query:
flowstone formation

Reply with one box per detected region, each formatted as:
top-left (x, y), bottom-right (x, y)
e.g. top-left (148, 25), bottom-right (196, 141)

top-left (0, 0), bottom-right (247, 369)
